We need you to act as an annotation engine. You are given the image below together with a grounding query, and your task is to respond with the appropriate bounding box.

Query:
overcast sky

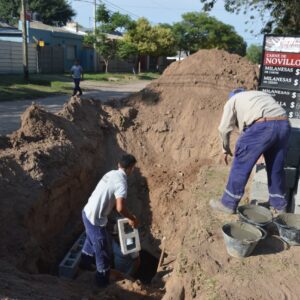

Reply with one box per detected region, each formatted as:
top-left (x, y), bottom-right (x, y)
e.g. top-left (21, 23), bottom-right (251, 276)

top-left (70, 0), bottom-right (264, 47)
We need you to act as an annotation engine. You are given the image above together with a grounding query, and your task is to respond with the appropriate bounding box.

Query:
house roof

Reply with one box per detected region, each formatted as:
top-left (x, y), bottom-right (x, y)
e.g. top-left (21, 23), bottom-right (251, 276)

top-left (29, 21), bottom-right (72, 33)
top-left (0, 21), bottom-right (14, 28)
top-left (0, 21), bottom-right (21, 36)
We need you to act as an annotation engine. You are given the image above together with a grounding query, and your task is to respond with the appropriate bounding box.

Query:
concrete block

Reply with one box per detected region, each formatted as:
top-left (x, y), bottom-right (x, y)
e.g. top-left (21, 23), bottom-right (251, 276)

top-left (285, 167), bottom-right (298, 189)
top-left (117, 218), bottom-right (141, 255)
top-left (59, 232), bottom-right (86, 278)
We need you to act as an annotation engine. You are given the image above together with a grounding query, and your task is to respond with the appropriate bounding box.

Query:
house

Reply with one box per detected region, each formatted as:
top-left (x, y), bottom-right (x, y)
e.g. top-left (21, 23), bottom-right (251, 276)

top-left (0, 21), bottom-right (36, 74)
top-left (18, 20), bottom-right (95, 72)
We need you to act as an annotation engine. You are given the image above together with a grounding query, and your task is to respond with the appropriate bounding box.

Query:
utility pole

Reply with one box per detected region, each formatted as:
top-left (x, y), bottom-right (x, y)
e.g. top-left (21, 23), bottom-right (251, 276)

top-left (93, 0), bottom-right (97, 72)
top-left (21, 0), bottom-right (29, 80)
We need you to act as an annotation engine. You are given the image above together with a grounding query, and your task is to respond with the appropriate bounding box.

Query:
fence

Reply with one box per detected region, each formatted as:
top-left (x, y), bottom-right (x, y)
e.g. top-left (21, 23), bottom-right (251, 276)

top-left (38, 45), bottom-right (64, 73)
top-left (0, 40), bottom-right (37, 74)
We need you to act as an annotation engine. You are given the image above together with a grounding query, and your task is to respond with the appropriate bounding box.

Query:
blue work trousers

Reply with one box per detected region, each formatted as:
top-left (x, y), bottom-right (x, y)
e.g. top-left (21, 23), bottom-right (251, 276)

top-left (81, 211), bottom-right (111, 285)
top-left (221, 120), bottom-right (291, 210)
top-left (73, 78), bottom-right (82, 95)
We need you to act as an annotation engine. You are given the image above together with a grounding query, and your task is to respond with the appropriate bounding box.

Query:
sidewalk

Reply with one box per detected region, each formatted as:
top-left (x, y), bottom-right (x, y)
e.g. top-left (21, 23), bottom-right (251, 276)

top-left (0, 81), bottom-right (148, 135)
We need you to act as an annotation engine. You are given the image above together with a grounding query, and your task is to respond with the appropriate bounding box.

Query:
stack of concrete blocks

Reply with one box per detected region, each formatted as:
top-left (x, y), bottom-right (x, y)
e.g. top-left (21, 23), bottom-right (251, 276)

top-left (250, 119), bottom-right (300, 213)
top-left (59, 232), bottom-right (86, 278)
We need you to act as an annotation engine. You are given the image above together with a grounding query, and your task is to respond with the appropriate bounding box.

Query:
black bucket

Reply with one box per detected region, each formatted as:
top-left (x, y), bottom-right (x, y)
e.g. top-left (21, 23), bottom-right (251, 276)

top-left (237, 204), bottom-right (272, 227)
top-left (273, 213), bottom-right (300, 246)
top-left (222, 222), bottom-right (267, 258)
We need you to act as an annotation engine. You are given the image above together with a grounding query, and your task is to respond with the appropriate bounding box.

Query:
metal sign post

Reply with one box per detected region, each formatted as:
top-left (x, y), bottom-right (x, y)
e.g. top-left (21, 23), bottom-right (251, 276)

top-left (21, 0), bottom-right (29, 80)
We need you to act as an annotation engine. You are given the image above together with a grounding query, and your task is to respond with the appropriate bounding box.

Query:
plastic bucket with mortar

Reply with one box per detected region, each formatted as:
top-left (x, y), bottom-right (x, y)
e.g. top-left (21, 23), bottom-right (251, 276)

top-left (273, 213), bottom-right (300, 246)
top-left (237, 204), bottom-right (273, 228)
top-left (222, 222), bottom-right (267, 258)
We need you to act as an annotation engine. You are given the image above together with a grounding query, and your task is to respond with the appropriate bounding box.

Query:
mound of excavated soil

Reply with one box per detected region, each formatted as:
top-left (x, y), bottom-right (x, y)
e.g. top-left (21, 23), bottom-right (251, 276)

top-left (2, 49), bottom-right (300, 300)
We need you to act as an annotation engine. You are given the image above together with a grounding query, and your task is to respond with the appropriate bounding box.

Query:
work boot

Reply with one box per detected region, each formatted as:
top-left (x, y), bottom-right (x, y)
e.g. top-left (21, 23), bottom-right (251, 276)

top-left (95, 270), bottom-right (110, 288)
top-left (209, 199), bottom-right (235, 214)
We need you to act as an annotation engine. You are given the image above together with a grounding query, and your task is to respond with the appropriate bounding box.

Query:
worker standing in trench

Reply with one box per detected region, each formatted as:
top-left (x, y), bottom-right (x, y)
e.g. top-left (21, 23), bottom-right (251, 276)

top-left (80, 154), bottom-right (138, 287)
top-left (210, 88), bottom-right (291, 214)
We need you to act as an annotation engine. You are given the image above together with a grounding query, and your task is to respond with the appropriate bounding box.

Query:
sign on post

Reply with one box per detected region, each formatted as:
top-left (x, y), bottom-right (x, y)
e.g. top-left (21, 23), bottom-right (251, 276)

top-left (259, 36), bottom-right (300, 119)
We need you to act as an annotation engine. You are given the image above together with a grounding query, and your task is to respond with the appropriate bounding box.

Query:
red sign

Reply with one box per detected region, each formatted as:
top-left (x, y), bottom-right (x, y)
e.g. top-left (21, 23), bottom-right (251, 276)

top-left (264, 51), bottom-right (300, 68)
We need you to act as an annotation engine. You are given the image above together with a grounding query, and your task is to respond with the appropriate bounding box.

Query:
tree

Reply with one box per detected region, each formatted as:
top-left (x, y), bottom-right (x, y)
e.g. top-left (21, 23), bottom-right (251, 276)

top-left (96, 4), bottom-right (134, 33)
top-left (200, 0), bottom-right (300, 34)
top-left (246, 44), bottom-right (262, 65)
top-left (0, 0), bottom-right (75, 26)
top-left (122, 18), bottom-right (176, 72)
top-left (84, 4), bottom-right (134, 73)
top-left (84, 32), bottom-right (119, 73)
top-left (0, 0), bottom-right (19, 25)
top-left (172, 12), bottom-right (246, 56)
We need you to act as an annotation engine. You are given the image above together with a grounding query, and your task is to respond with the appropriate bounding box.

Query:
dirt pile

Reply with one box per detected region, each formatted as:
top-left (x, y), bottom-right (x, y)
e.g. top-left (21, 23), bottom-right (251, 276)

top-left (2, 49), bottom-right (299, 300)
top-left (0, 98), bottom-right (112, 273)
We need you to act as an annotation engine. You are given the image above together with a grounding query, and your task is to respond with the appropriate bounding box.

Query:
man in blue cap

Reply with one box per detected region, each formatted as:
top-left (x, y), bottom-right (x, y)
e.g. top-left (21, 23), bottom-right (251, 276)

top-left (210, 88), bottom-right (291, 214)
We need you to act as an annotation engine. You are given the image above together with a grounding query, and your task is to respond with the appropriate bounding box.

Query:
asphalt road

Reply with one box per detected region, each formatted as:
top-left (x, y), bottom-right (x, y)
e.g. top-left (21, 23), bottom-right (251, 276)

top-left (0, 81), bottom-right (148, 135)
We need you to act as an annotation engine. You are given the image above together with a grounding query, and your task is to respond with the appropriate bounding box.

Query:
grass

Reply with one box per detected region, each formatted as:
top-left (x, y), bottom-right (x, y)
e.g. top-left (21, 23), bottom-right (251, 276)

top-left (0, 72), bottom-right (159, 102)
top-left (0, 74), bottom-right (73, 102)
top-left (83, 72), bottom-right (160, 81)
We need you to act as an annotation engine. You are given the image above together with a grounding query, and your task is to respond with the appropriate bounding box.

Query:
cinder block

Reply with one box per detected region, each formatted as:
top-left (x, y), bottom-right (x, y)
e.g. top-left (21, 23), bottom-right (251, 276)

top-left (117, 218), bottom-right (141, 255)
top-left (59, 232), bottom-right (86, 278)
top-left (285, 167), bottom-right (298, 189)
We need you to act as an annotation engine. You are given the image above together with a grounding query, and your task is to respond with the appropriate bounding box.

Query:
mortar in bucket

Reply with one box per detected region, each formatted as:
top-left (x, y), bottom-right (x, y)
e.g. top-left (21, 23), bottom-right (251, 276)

top-left (273, 213), bottom-right (300, 246)
top-left (237, 204), bottom-right (272, 227)
top-left (222, 222), bottom-right (267, 258)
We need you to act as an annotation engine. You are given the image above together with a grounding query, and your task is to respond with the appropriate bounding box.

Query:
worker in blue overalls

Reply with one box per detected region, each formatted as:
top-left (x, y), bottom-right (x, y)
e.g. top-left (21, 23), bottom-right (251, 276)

top-left (210, 88), bottom-right (291, 214)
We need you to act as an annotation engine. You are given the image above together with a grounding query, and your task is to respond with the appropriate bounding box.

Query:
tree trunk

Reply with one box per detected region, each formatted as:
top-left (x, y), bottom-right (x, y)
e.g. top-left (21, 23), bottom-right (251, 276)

top-left (104, 60), bottom-right (109, 73)
top-left (138, 60), bottom-right (141, 74)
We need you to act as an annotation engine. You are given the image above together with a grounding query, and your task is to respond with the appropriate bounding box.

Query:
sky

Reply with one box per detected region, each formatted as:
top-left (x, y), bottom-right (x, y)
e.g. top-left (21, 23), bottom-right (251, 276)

top-left (70, 0), bottom-right (265, 47)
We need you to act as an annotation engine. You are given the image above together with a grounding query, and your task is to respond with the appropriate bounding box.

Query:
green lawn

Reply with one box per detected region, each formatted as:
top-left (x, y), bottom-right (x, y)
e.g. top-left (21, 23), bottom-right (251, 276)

top-left (0, 74), bottom-right (73, 102)
top-left (0, 72), bottom-right (159, 102)
top-left (83, 72), bottom-right (160, 81)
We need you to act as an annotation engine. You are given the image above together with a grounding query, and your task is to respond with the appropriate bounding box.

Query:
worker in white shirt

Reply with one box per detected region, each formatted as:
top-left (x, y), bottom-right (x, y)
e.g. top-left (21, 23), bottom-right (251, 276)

top-left (80, 154), bottom-right (138, 287)
top-left (210, 88), bottom-right (291, 214)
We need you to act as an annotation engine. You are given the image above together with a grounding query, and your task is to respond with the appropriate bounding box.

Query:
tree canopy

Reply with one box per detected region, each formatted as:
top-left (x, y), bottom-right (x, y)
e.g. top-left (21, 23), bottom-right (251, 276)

top-left (0, 0), bottom-right (75, 26)
top-left (200, 0), bottom-right (300, 34)
top-left (96, 4), bottom-right (134, 33)
top-left (246, 44), bottom-right (262, 65)
top-left (172, 12), bottom-right (246, 56)
top-left (123, 18), bottom-right (176, 58)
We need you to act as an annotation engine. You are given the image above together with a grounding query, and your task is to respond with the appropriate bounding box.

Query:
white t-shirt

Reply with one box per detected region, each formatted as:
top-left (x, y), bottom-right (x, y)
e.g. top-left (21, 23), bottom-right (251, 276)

top-left (84, 169), bottom-right (127, 226)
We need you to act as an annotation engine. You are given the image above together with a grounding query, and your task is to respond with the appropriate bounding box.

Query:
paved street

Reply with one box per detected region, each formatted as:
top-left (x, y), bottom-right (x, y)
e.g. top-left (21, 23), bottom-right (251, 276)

top-left (0, 80), bottom-right (148, 135)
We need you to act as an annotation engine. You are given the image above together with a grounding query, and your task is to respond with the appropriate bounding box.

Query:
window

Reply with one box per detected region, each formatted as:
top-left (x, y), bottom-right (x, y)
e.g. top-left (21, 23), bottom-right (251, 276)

top-left (66, 45), bottom-right (76, 60)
